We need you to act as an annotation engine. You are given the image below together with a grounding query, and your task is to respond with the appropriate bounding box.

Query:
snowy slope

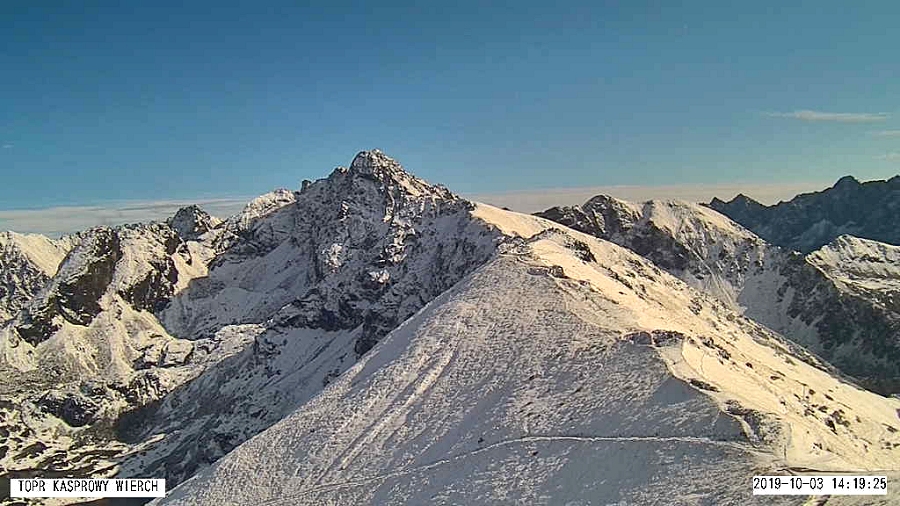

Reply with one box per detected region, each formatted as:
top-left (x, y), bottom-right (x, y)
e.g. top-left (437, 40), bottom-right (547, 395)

top-left (0, 232), bottom-right (70, 323)
top-left (537, 196), bottom-right (770, 307)
top-left (807, 235), bottom-right (900, 313)
top-left (0, 151), bottom-right (510, 502)
top-left (0, 220), bottom-right (251, 494)
top-left (112, 152), bottom-right (508, 486)
top-left (156, 212), bottom-right (900, 506)
top-left (538, 196), bottom-right (900, 391)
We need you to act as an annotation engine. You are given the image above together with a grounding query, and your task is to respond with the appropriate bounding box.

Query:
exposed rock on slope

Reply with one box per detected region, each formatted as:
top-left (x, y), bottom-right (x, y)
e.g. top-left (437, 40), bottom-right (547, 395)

top-left (0, 219), bottom-right (240, 492)
top-left (156, 212), bottom-right (900, 506)
top-left (537, 196), bottom-right (900, 392)
top-left (168, 205), bottom-right (222, 242)
top-left (708, 175), bottom-right (900, 253)
top-left (807, 235), bottom-right (900, 314)
top-left (115, 151), bottom-right (505, 485)
top-left (0, 232), bottom-right (70, 323)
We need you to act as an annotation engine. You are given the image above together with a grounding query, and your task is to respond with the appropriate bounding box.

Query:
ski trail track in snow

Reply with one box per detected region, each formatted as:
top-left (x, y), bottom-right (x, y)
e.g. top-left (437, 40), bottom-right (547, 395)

top-left (260, 433), bottom-right (758, 504)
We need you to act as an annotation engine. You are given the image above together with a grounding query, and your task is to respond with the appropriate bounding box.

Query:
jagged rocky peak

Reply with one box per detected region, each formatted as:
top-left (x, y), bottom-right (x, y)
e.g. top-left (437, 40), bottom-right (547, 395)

top-left (335, 149), bottom-right (456, 200)
top-left (707, 174), bottom-right (900, 252)
top-left (714, 192), bottom-right (764, 207)
top-left (0, 232), bottom-right (71, 323)
top-left (536, 194), bottom-right (640, 239)
top-left (169, 205), bottom-right (221, 241)
top-left (348, 149), bottom-right (401, 176)
top-left (11, 223), bottom-right (183, 345)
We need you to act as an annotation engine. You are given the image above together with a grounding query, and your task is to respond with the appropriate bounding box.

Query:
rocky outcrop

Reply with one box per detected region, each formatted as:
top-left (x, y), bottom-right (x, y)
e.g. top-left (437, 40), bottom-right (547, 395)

top-left (168, 205), bottom-right (221, 242)
top-left (0, 232), bottom-right (70, 324)
top-left (14, 228), bottom-right (122, 345)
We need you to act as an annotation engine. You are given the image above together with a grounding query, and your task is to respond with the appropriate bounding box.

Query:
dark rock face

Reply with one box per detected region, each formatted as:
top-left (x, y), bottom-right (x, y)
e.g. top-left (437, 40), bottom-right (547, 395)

top-left (37, 391), bottom-right (100, 427)
top-left (0, 238), bottom-right (54, 324)
top-left (707, 175), bottom-right (900, 253)
top-left (169, 205), bottom-right (219, 242)
top-left (55, 230), bottom-right (122, 325)
top-left (537, 196), bottom-right (692, 272)
top-left (117, 225), bottom-right (181, 313)
top-left (12, 223), bottom-right (185, 346)
top-left (15, 229), bottom-right (122, 345)
top-left (775, 255), bottom-right (900, 387)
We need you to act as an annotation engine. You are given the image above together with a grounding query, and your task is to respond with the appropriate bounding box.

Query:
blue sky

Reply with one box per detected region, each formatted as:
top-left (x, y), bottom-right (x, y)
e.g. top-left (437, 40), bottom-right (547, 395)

top-left (1, 1), bottom-right (899, 212)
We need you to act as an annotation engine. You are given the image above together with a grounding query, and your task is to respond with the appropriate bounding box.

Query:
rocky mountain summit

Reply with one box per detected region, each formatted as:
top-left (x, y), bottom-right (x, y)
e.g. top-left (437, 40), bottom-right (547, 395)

top-left (0, 150), bottom-right (508, 500)
top-left (708, 175), bottom-right (900, 253)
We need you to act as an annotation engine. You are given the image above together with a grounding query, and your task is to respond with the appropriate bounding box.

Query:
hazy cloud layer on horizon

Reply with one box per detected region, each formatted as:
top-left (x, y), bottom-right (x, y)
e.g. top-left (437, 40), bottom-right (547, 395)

top-left (0, 198), bottom-right (249, 237)
top-left (0, 182), bottom-right (836, 236)
top-left (468, 181), bottom-right (833, 214)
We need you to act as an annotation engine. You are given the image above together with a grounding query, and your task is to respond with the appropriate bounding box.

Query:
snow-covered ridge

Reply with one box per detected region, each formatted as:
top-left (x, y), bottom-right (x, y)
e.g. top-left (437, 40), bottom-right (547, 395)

top-left (537, 195), bottom-right (900, 392)
top-left (807, 235), bottom-right (900, 311)
top-left (155, 207), bottom-right (900, 506)
top-left (0, 231), bottom-right (71, 323)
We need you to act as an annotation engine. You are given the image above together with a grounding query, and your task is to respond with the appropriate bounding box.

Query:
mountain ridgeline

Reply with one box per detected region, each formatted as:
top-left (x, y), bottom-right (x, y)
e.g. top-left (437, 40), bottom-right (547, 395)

top-left (707, 175), bottom-right (900, 253)
top-left (535, 192), bottom-right (900, 393)
top-left (1, 153), bottom-right (898, 506)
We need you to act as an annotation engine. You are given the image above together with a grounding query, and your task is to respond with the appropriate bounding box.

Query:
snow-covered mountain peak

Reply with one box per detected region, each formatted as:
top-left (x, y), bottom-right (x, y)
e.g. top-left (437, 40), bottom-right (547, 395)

top-left (4, 153), bottom-right (898, 505)
top-left (227, 188), bottom-right (298, 232)
top-left (169, 205), bottom-right (222, 241)
top-left (348, 148), bottom-right (401, 175)
top-left (808, 234), bottom-right (900, 287)
top-left (338, 149), bottom-right (454, 199)
top-left (807, 234), bottom-right (900, 314)
top-left (0, 231), bottom-right (71, 323)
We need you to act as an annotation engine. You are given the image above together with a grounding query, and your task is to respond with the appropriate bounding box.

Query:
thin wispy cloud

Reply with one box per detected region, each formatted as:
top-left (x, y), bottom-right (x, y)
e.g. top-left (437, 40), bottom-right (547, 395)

top-left (764, 110), bottom-right (888, 123)
top-left (1, 144), bottom-right (13, 149)
top-left (876, 152), bottom-right (900, 161)
top-left (871, 130), bottom-right (900, 137)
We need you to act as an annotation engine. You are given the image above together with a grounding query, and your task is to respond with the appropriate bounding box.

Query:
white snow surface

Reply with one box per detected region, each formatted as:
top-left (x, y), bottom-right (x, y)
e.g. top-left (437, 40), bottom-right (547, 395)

top-left (0, 231), bottom-right (71, 322)
top-left (0, 231), bottom-right (70, 276)
top-left (156, 208), bottom-right (900, 506)
top-left (540, 196), bottom-right (900, 383)
top-left (807, 234), bottom-right (900, 311)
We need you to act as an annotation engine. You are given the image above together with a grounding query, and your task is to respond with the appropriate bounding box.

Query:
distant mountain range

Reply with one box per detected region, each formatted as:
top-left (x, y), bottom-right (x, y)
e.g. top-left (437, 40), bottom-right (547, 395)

top-left (1, 154), bottom-right (898, 505)
top-left (708, 175), bottom-right (900, 253)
